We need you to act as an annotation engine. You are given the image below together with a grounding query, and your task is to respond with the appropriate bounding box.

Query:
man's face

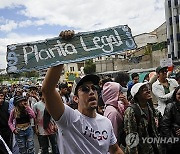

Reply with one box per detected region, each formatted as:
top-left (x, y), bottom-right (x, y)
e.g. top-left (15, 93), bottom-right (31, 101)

top-left (137, 85), bottom-right (152, 101)
top-left (74, 82), bottom-right (98, 111)
top-left (18, 100), bottom-right (27, 109)
top-left (158, 68), bottom-right (168, 79)
top-left (176, 89), bottom-right (180, 102)
top-left (0, 93), bottom-right (4, 105)
top-left (133, 76), bottom-right (139, 84)
top-left (16, 88), bottom-right (22, 96)
top-left (61, 88), bottom-right (68, 95)
top-left (3, 88), bottom-right (8, 94)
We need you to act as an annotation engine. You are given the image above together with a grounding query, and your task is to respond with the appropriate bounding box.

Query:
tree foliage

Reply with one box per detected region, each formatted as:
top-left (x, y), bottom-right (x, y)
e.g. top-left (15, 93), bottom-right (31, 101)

top-left (83, 59), bottom-right (96, 74)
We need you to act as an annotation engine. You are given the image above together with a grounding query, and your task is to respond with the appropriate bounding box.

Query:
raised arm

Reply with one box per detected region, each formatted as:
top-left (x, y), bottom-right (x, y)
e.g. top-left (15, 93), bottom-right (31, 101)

top-left (42, 64), bottom-right (64, 121)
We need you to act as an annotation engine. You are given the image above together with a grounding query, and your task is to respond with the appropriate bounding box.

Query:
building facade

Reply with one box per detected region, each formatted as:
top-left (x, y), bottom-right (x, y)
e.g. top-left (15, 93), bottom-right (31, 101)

top-left (165, 0), bottom-right (180, 62)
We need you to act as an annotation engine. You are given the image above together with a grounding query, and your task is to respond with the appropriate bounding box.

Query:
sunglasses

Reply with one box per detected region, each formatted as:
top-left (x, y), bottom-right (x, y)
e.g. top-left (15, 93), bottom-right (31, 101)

top-left (78, 85), bottom-right (98, 93)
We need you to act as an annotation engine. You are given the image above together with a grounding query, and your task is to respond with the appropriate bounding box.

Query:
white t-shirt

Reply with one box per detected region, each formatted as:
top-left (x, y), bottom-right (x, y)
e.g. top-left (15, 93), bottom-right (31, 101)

top-left (56, 105), bottom-right (117, 154)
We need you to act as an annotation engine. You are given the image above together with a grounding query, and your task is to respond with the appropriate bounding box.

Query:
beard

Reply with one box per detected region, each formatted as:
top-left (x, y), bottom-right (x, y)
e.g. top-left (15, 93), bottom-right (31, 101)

top-left (89, 104), bottom-right (98, 110)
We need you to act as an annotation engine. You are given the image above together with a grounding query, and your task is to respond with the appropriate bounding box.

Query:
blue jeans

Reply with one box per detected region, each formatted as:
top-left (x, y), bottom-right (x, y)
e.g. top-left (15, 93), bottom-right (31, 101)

top-left (15, 126), bottom-right (35, 154)
top-left (39, 134), bottom-right (59, 154)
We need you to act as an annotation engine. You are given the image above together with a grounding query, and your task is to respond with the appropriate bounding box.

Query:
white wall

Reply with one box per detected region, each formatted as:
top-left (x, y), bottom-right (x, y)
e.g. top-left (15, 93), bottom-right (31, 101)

top-left (134, 33), bottom-right (157, 48)
top-left (64, 63), bottom-right (79, 72)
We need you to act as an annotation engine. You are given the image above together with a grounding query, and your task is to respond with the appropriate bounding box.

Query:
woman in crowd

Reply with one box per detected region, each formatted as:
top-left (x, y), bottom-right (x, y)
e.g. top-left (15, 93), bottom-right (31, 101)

top-left (102, 82), bottom-right (129, 146)
top-left (124, 82), bottom-right (162, 154)
top-left (8, 96), bottom-right (35, 154)
top-left (161, 86), bottom-right (180, 154)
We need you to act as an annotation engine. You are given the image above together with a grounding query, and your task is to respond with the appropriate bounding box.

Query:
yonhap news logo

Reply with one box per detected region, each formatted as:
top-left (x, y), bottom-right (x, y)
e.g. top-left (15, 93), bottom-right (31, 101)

top-left (125, 132), bottom-right (179, 148)
top-left (125, 133), bottom-right (139, 148)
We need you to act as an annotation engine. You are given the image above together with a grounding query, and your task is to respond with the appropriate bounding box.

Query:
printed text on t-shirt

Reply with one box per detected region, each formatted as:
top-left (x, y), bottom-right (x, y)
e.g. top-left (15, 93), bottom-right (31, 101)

top-left (83, 125), bottom-right (108, 141)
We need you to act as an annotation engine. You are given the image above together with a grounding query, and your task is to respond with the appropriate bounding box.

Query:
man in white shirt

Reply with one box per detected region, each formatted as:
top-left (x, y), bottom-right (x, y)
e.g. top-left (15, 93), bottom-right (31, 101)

top-left (152, 66), bottom-right (178, 115)
top-left (42, 66), bottom-right (123, 154)
top-left (42, 30), bottom-right (123, 154)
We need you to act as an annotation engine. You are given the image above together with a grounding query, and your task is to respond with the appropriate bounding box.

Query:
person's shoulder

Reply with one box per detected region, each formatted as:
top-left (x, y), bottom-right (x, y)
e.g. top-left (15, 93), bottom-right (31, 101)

top-left (127, 81), bottom-right (133, 86)
top-left (96, 113), bottom-right (111, 121)
top-left (2, 101), bottom-right (9, 108)
top-left (164, 102), bottom-right (176, 115)
top-left (64, 104), bottom-right (77, 115)
top-left (166, 102), bottom-right (175, 109)
top-left (152, 79), bottom-right (160, 86)
top-left (105, 105), bottom-right (118, 112)
top-left (124, 105), bottom-right (136, 115)
top-left (168, 78), bottom-right (178, 84)
top-left (97, 114), bottom-right (113, 127)
top-left (33, 101), bottom-right (42, 107)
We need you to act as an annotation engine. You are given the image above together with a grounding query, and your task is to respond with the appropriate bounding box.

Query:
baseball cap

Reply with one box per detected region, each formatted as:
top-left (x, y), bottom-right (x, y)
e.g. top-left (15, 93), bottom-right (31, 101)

top-left (156, 66), bottom-right (168, 73)
top-left (130, 82), bottom-right (149, 97)
top-left (74, 74), bottom-right (100, 95)
top-left (14, 96), bottom-right (27, 106)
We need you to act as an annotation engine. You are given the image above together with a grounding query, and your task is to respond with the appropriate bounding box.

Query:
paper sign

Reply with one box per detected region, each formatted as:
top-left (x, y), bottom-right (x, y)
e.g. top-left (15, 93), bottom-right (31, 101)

top-left (160, 58), bottom-right (173, 67)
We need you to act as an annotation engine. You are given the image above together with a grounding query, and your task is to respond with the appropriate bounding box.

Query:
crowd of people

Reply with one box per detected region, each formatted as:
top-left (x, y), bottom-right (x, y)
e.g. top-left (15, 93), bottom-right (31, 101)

top-left (0, 64), bottom-right (179, 154)
top-left (0, 31), bottom-right (180, 154)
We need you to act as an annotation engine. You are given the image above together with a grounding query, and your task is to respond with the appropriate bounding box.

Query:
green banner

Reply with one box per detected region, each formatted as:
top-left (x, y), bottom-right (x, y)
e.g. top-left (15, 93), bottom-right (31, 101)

top-left (6, 25), bottom-right (136, 73)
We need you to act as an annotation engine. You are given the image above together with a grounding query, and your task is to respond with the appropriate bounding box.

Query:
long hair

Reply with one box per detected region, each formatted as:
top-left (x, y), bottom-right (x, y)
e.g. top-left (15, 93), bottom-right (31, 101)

top-left (172, 86), bottom-right (180, 103)
top-left (14, 106), bottom-right (21, 118)
top-left (13, 103), bottom-right (25, 118)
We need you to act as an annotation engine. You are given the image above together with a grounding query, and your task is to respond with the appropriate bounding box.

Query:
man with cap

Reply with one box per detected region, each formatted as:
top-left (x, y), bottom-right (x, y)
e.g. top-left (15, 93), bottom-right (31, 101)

top-left (42, 63), bottom-right (124, 154)
top-left (152, 66), bottom-right (178, 116)
top-left (124, 82), bottom-right (162, 154)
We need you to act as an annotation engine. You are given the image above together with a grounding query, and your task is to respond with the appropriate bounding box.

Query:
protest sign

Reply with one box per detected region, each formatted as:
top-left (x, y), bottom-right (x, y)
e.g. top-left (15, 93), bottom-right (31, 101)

top-left (160, 58), bottom-right (173, 67)
top-left (6, 25), bottom-right (136, 73)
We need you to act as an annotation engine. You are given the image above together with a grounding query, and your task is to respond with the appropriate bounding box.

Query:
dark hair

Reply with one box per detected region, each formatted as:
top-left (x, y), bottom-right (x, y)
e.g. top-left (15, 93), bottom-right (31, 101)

top-left (131, 73), bottom-right (139, 80)
top-left (143, 73), bottom-right (149, 82)
top-left (59, 82), bottom-right (68, 90)
top-left (101, 77), bottom-right (113, 87)
top-left (0, 87), bottom-right (4, 94)
top-left (114, 72), bottom-right (130, 83)
top-left (14, 96), bottom-right (27, 106)
top-left (172, 86), bottom-right (180, 102)
top-left (176, 72), bottom-right (180, 80)
top-left (39, 91), bottom-right (42, 97)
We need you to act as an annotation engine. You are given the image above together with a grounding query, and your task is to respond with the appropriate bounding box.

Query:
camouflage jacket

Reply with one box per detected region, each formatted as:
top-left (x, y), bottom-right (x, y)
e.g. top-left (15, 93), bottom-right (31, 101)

top-left (124, 103), bottom-right (162, 154)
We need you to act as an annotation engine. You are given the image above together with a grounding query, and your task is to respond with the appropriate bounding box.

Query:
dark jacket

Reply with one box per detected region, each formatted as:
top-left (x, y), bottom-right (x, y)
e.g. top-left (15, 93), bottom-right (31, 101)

top-left (0, 101), bottom-right (12, 149)
top-left (161, 102), bottom-right (180, 137)
top-left (124, 102), bottom-right (162, 154)
top-left (161, 102), bottom-right (180, 154)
